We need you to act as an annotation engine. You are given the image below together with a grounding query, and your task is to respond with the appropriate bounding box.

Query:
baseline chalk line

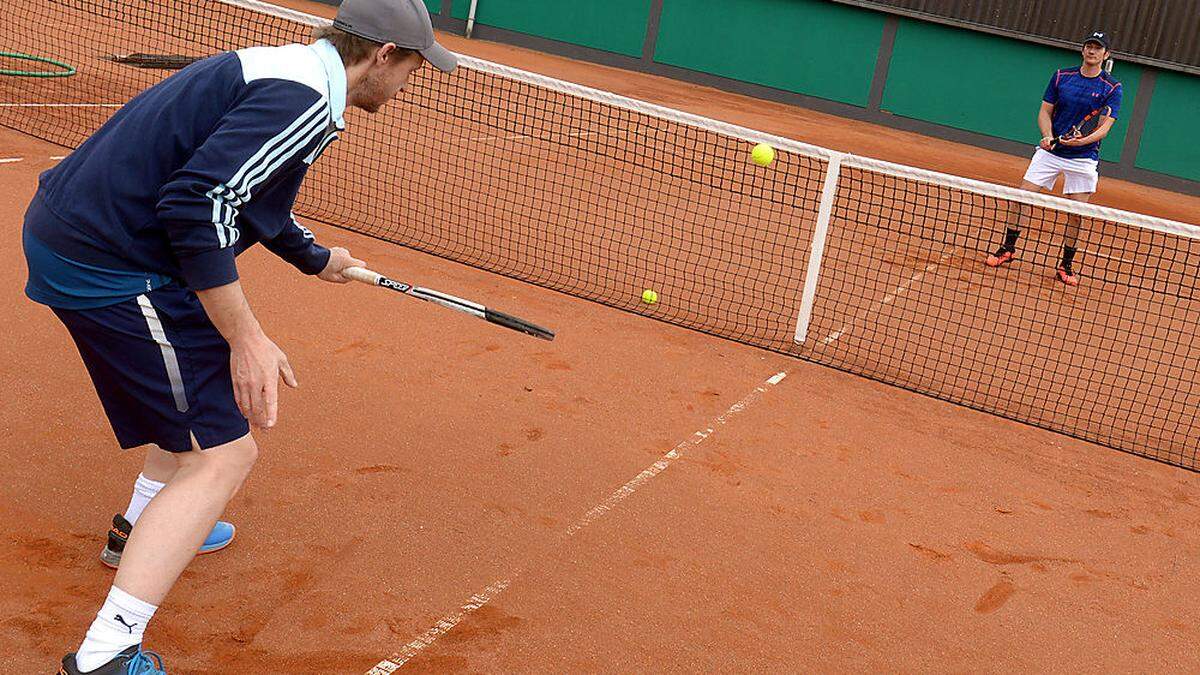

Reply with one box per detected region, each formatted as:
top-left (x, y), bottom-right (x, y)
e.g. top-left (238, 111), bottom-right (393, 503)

top-left (821, 250), bottom-right (955, 346)
top-left (366, 369), bottom-right (789, 672)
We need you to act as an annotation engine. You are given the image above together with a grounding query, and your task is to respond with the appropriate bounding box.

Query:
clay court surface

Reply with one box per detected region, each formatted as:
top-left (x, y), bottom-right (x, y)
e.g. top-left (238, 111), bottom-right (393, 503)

top-left (3, 5), bottom-right (1200, 672)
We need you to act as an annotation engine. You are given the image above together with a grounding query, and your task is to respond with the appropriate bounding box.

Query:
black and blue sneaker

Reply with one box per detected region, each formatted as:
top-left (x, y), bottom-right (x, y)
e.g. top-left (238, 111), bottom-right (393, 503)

top-left (101, 514), bottom-right (236, 569)
top-left (59, 645), bottom-right (166, 674)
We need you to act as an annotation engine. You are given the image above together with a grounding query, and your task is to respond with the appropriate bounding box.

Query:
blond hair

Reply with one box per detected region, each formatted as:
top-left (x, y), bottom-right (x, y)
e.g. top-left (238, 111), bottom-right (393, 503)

top-left (312, 24), bottom-right (414, 66)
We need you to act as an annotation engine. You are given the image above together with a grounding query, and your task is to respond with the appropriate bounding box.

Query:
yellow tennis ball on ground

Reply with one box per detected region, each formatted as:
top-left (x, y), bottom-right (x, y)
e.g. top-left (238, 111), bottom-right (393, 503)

top-left (641, 289), bottom-right (659, 305)
top-left (751, 143), bottom-right (775, 167)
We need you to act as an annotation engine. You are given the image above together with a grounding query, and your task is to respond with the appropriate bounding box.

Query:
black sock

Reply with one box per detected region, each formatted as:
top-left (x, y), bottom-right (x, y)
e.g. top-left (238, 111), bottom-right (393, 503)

top-left (1061, 245), bottom-right (1077, 267)
top-left (1003, 228), bottom-right (1021, 251)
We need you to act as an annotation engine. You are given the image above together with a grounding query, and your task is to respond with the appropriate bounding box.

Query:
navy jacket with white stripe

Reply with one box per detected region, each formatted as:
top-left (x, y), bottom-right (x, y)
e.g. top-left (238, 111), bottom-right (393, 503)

top-left (26, 40), bottom-right (346, 292)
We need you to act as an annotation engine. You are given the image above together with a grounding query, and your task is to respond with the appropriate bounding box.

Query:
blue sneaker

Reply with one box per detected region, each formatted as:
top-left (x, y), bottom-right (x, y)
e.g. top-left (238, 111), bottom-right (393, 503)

top-left (100, 514), bottom-right (236, 569)
top-left (200, 520), bottom-right (237, 555)
top-left (60, 644), bottom-right (166, 674)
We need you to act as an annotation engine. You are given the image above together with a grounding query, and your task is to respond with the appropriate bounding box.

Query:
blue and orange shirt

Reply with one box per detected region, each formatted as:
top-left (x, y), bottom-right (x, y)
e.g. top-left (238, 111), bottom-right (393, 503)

top-left (24, 39), bottom-right (347, 309)
top-left (1042, 66), bottom-right (1122, 161)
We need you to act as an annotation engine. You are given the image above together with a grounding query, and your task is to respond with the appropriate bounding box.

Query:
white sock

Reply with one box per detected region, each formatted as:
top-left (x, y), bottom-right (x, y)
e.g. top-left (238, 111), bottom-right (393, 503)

top-left (75, 585), bottom-right (157, 672)
top-left (123, 473), bottom-right (165, 526)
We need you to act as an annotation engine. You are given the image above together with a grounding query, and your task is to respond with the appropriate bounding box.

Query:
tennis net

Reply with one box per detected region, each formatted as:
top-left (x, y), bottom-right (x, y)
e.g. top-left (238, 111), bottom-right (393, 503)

top-left (4, 0), bottom-right (1199, 470)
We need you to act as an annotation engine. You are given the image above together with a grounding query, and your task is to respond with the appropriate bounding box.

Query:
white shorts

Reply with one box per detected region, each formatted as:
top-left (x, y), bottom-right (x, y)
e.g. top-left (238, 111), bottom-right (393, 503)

top-left (1022, 147), bottom-right (1099, 194)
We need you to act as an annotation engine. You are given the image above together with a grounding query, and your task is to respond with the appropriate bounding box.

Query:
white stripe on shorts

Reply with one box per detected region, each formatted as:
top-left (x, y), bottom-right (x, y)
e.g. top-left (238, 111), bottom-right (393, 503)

top-left (137, 295), bottom-right (190, 413)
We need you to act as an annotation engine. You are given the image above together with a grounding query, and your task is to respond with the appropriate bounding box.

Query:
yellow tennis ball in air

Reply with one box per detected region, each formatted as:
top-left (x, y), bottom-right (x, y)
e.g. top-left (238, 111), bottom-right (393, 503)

top-left (751, 143), bottom-right (775, 167)
top-left (641, 289), bottom-right (659, 305)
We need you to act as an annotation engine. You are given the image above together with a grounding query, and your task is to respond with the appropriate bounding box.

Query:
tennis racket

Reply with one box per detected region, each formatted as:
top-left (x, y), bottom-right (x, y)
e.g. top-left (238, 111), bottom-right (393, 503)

top-left (105, 53), bottom-right (203, 70)
top-left (342, 266), bottom-right (555, 341)
top-left (1050, 105), bottom-right (1111, 150)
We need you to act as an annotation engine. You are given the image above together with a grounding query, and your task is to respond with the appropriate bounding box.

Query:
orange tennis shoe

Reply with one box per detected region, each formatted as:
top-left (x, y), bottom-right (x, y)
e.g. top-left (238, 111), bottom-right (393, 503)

top-left (1056, 263), bottom-right (1080, 286)
top-left (985, 247), bottom-right (1015, 267)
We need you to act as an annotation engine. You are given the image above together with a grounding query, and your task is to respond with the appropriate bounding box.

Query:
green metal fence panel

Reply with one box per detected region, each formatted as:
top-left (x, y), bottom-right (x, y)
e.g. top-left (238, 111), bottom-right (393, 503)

top-left (449, 0), bottom-right (651, 57)
top-left (1135, 72), bottom-right (1200, 182)
top-left (882, 18), bottom-right (1140, 164)
top-left (652, 0), bottom-right (884, 107)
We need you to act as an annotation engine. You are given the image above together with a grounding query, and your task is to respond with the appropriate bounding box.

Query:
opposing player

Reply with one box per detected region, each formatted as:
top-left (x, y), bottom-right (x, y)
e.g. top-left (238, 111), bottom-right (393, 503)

top-left (985, 31), bottom-right (1122, 286)
top-left (21, 1), bottom-right (457, 672)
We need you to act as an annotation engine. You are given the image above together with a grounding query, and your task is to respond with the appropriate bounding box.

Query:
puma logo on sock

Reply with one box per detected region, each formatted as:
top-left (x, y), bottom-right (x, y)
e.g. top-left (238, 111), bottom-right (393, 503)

top-left (114, 614), bottom-right (138, 634)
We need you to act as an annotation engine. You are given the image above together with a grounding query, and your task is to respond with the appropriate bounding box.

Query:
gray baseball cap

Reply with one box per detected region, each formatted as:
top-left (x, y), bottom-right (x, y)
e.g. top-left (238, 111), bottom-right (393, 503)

top-left (333, 0), bottom-right (457, 73)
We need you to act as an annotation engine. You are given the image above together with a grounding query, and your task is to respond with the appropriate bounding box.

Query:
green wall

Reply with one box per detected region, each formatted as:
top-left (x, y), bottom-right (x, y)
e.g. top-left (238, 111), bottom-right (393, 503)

top-left (652, 0), bottom-right (884, 107)
top-left (431, 0), bottom-right (1193, 188)
top-left (449, 0), bottom-right (651, 57)
top-left (883, 19), bottom-right (1139, 163)
top-left (1135, 72), bottom-right (1200, 182)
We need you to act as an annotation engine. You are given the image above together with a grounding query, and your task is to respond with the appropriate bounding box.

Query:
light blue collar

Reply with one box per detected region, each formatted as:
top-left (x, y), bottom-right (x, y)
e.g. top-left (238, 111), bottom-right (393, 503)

top-left (310, 39), bottom-right (347, 129)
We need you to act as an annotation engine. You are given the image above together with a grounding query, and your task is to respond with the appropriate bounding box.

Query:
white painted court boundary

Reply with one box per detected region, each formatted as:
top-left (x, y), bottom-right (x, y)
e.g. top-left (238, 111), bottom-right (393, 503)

top-left (364, 370), bottom-right (788, 673)
top-left (365, 580), bottom-right (511, 675)
top-left (565, 370), bottom-right (788, 536)
top-left (819, 249), bottom-right (957, 347)
top-left (0, 156), bottom-right (69, 164)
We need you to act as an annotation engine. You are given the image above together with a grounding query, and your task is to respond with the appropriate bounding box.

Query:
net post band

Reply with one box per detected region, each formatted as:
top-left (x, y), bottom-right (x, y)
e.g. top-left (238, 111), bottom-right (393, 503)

top-left (793, 153), bottom-right (844, 345)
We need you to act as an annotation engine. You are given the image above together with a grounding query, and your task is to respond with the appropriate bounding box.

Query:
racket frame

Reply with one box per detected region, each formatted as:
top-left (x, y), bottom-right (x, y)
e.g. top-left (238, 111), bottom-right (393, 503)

top-left (343, 267), bottom-right (555, 341)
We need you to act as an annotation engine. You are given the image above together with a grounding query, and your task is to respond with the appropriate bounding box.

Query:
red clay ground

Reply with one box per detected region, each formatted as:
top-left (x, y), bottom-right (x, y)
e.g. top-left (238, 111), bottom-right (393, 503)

top-left (2, 10), bottom-right (1200, 672)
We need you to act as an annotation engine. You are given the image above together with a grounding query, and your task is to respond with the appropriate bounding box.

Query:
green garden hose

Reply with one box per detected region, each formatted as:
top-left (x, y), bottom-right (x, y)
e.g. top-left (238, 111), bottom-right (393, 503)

top-left (0, 51), bottom-right (76, 77)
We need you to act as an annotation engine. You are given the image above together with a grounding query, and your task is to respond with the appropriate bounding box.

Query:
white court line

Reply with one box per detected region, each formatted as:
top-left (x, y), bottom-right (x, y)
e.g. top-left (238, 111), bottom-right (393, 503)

top-left (0, 103), bottom-right (123, 108)
top-left (815, 240), bottom-right (1131, 350)
top-left (820, 250), bottom-right (955, 346)
top-left (50, 155), bottom-right (66, 161)
top-left (1021, 233), bottom-right (1137, 266)
top-left (365, 370), bottom-right (789, 674)
top-left (365, 580), bottom-right (511, 675)
top-left (0, 158), bottom-right (24, 164)
top-left (566, 370), bottom-right (788, 536)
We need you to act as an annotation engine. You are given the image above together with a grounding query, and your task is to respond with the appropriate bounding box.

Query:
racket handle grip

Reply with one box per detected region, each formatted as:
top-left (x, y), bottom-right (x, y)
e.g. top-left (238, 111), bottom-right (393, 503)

top-left (342, 266), bottom-right (382, 285)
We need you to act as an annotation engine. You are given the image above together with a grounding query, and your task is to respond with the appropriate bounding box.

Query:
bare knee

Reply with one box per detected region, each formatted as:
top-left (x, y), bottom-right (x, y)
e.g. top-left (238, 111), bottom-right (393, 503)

top-left (178, 433), bottom-right (258, 490)
top-left (210, 435), bottom-right (258, 482)
top-left (143, 446), bottom-right (181, 482)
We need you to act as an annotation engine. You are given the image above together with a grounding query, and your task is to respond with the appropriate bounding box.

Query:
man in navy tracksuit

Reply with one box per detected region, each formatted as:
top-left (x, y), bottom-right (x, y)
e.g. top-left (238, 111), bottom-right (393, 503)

top-left (986, 31), bottom-right (1123, 286)
top-left (24, 1), bottom-right (456, 672)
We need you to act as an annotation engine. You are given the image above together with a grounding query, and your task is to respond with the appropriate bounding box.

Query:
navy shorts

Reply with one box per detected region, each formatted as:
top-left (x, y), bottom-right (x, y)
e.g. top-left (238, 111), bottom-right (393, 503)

top-left (51, 284), bottom-right (249, 452)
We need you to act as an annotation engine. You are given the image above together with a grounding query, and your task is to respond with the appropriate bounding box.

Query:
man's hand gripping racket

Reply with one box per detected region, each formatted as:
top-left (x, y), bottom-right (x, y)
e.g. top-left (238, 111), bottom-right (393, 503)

top-left (1049, 105), bottom-right (1111, 150)
top-left (342, 266), bottom-right (555, 341)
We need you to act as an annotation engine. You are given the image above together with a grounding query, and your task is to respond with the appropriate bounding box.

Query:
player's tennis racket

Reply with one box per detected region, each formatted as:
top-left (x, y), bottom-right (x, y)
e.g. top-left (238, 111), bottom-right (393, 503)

top-left (1050, 105), bottom-right (1111, 150)
top-left (343, 266), bottom-right (555, 341)
top-left (105, 53), bottom-right (202, 70)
